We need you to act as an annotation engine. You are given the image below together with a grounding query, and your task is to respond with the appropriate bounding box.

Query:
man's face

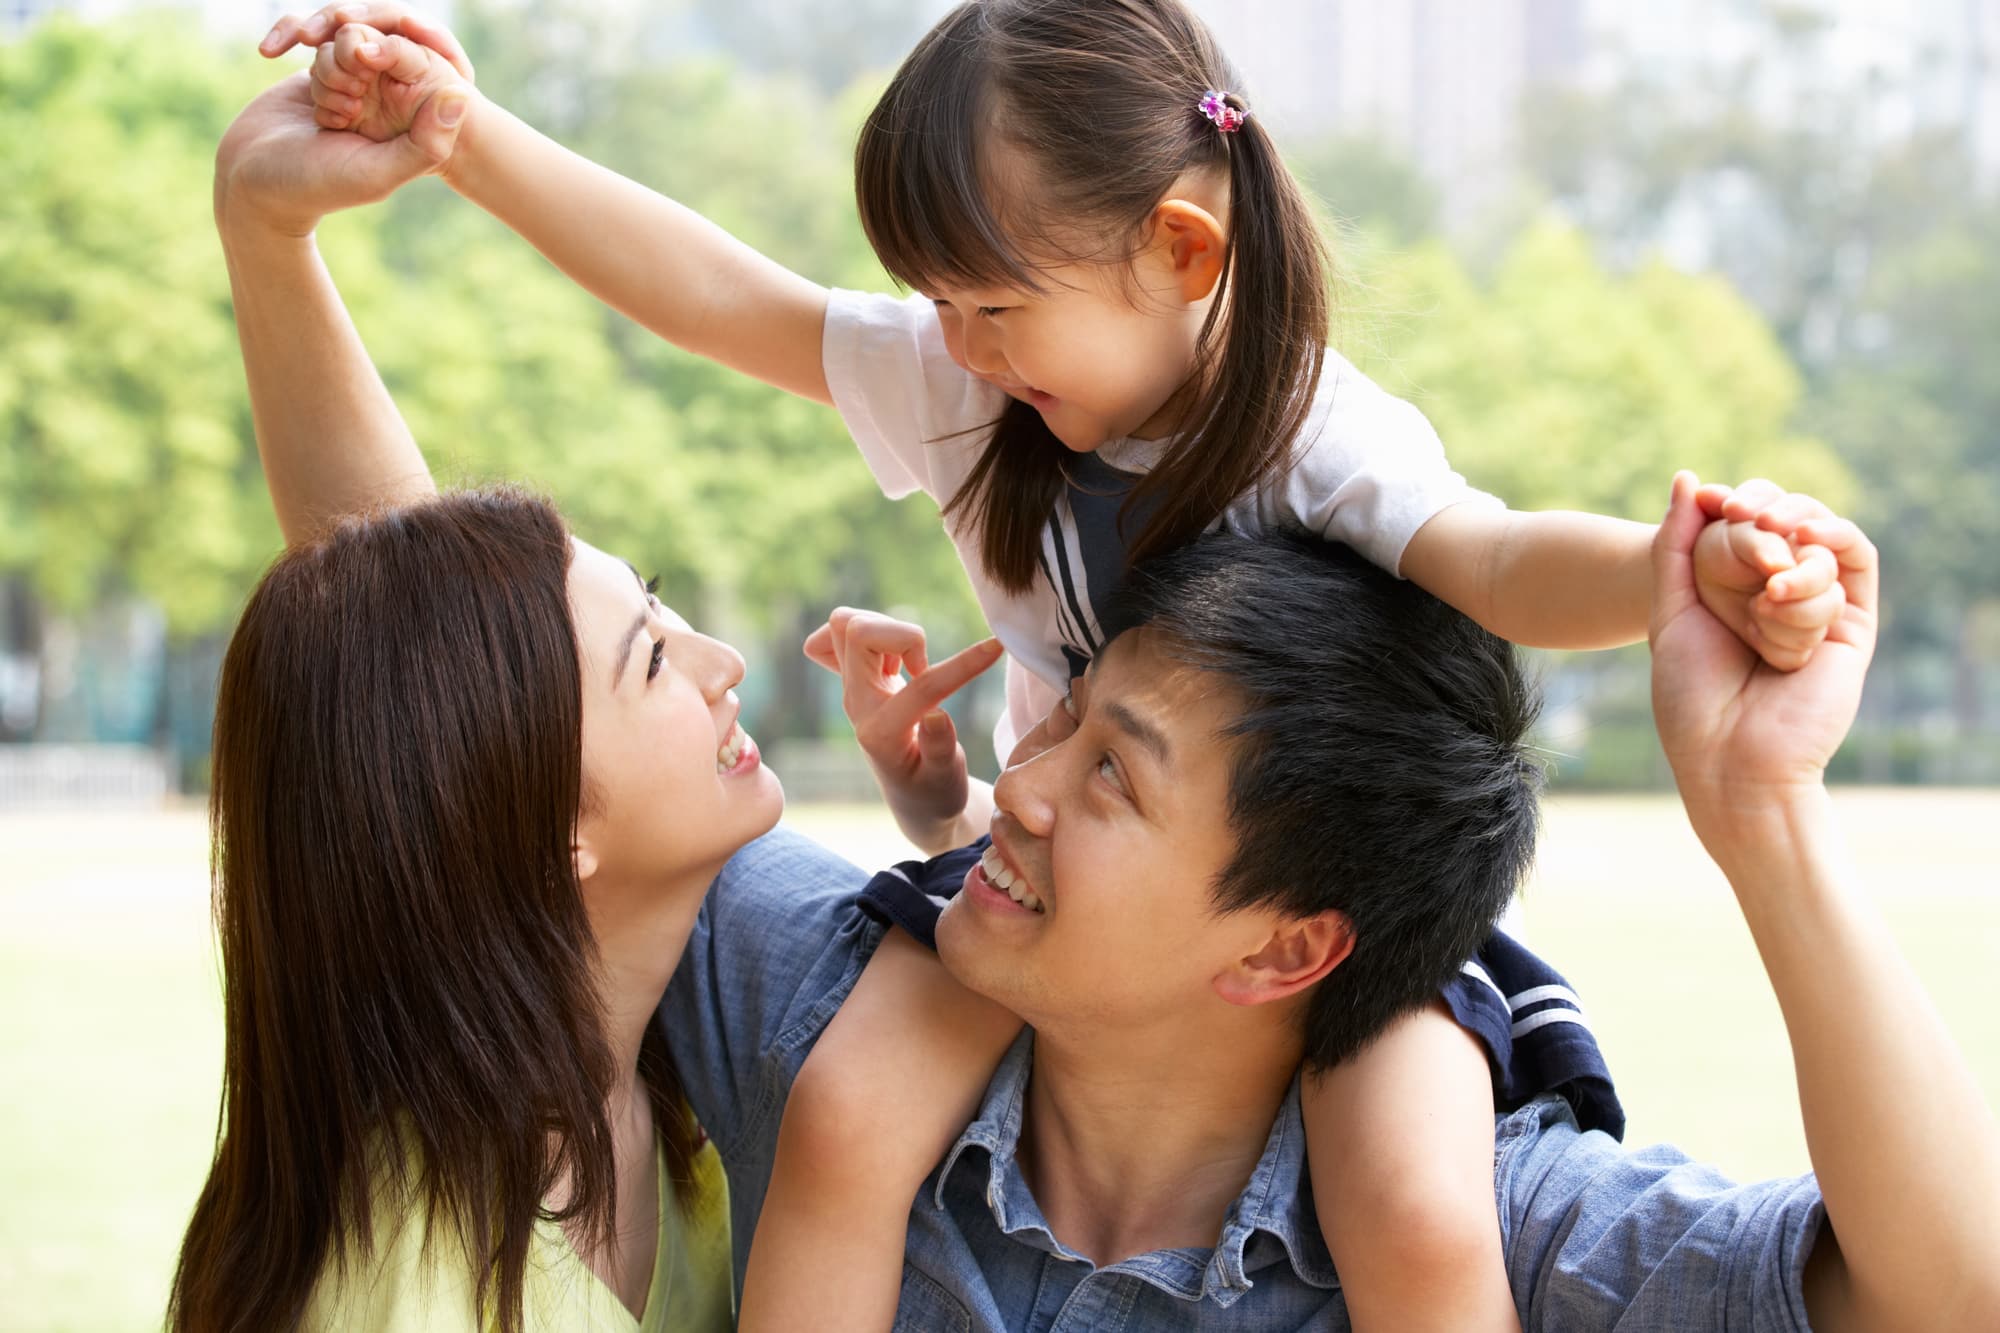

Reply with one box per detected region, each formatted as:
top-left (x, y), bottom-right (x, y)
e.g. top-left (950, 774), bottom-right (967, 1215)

top-left (936, 631), bottom-right (1289, 1035)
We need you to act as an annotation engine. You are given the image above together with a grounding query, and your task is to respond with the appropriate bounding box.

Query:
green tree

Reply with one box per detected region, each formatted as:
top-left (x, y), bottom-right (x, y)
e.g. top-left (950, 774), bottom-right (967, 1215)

top-left (1341, 220), bottom-right (1850, 521)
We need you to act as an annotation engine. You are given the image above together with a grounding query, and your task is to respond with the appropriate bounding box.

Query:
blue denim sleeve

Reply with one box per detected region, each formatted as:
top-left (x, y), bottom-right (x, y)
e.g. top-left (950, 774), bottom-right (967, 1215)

top-left (659, 826), bottom-right (883, 1165)
top-left (1498, 1095), bottom-right (1827, 1333)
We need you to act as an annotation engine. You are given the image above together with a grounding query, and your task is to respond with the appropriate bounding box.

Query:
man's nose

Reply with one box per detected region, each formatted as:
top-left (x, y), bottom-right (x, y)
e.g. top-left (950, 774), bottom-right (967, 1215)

top-left (991, 746), bottom-right (1056, 838)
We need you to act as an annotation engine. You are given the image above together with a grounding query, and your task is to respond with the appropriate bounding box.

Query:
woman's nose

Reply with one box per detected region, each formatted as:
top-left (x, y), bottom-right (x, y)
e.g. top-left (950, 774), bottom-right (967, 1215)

top-left (694, 633), bottom-right (745, 701)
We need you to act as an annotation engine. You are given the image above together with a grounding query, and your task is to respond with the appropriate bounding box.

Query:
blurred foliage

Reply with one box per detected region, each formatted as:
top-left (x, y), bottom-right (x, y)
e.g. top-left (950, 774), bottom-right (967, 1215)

top-left (1517, 8), bottom-right (2000, 675)
top-left (1341, 220), bottom-right (1850, 521)
top-left (4, 1), bottom-right (1994, 775)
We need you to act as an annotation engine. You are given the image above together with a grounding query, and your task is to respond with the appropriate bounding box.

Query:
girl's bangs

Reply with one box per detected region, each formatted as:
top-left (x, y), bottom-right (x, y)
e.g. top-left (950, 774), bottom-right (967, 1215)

top-left (854, 56), bottom-right (1043, 297)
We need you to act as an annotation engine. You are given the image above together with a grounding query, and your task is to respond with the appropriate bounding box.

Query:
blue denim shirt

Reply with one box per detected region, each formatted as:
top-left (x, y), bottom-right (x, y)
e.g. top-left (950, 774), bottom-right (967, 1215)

top-left (662, 827), bottom-right (1828, 1332)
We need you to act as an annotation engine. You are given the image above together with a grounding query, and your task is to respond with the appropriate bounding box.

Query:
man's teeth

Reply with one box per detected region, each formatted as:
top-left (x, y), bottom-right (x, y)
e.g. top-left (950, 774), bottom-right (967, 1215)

top-left (716, 723), bottom-right (747, 773)
top-left (980, 845), bottom-right (1044, 913)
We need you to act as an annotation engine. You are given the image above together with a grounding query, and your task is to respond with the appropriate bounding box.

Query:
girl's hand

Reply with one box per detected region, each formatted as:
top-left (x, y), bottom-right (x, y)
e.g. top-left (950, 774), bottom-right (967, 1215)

top-left (1690, 479), bottom-right (1849, 672)
top-left (803, 610), bottom-right (1002, 832)
top-left (214, 70), bottom-right (470, 239)
top-left (301, 21), bottom-right (461, 144)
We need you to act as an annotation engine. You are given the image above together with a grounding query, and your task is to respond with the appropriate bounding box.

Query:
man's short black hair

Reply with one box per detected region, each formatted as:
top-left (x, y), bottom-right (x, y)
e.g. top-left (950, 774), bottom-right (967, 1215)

top-left (1112, 529), bottom-right (1544, 1070)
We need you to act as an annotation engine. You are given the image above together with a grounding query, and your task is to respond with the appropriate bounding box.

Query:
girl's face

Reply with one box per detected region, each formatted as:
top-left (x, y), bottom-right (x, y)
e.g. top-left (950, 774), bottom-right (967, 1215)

top-left (928, 244), bottom-right (1214, 451)
top-left (566, 538), bottom-right (783, 891)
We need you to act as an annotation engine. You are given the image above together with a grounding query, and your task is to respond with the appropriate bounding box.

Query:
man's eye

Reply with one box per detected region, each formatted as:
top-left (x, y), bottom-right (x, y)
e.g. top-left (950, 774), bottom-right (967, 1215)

top-left (1096, 754), bottom-right (1125, 794)
top-left (647, 638), bottom-right (665, 682)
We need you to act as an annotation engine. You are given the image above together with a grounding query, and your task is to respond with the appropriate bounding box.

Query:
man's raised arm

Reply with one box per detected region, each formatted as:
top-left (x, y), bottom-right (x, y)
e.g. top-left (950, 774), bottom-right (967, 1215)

top-left (214, 68), bottom-right (466, 544)
top-left (1650, 472), bottom-right (2000, 1332)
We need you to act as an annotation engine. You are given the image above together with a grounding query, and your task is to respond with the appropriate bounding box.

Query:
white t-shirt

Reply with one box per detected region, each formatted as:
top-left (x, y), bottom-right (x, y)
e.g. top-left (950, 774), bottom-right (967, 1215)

top-left (823, 288), bottom-right (1499, 760)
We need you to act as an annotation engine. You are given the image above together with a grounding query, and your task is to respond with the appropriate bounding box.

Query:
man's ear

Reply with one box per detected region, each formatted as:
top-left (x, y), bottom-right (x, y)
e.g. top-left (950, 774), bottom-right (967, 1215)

top-left (1151, 198), bottom-right (1228, 303)
top-left (1212, 911), bottom-right (1353, 1007)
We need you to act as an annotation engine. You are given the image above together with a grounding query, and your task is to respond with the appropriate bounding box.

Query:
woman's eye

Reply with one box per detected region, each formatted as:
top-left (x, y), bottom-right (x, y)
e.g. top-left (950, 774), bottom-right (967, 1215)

top-left (976, 305), bottom-right (1005, 318)
top-left (1061, 688), bottom-right (1079, 720)
top-left (647, 638), bottom-right (665, 682)
top-left (1096, 754), bottom-right (1125, 794)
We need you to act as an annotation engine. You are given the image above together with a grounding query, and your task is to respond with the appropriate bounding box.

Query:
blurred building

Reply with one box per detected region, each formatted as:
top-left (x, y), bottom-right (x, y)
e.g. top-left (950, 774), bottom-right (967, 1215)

top-left (1189, 0), bottom-right (2000, 228)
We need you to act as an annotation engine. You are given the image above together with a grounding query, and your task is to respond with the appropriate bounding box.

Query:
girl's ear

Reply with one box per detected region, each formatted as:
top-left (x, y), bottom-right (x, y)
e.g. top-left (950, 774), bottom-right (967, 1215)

top-left (1152, 198), bottom-right (1228, 303)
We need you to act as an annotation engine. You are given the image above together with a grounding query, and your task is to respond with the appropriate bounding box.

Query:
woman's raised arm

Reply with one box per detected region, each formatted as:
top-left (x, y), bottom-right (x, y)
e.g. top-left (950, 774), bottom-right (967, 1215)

top-left (214, 68), bottom-right (465, 544)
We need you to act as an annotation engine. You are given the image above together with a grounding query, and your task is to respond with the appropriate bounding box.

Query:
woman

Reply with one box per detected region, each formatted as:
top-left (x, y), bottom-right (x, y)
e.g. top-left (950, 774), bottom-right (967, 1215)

top-left (171, 64), bottom-right (771, 1333)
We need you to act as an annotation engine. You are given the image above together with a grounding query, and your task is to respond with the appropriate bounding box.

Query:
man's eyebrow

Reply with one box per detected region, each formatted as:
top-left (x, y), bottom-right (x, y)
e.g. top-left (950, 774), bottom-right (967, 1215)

top-left (1101, 698), bottom-right (1172, 767)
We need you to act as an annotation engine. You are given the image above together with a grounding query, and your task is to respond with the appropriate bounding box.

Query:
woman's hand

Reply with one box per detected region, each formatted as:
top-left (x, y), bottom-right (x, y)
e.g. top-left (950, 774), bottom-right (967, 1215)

top-left (214, 65), bottom-right (469, 239)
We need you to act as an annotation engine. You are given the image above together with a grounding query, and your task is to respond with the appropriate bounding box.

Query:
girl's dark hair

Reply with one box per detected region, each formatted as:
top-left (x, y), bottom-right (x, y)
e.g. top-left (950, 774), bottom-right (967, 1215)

top-left (856, 0), bottom-right (1331, 593)
top-left (169, 488), bottom-right (701, 1333)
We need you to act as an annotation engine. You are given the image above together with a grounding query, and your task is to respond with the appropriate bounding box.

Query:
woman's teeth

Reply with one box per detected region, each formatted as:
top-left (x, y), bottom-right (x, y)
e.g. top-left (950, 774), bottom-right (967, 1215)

top-left (716, 723), bottom-right (749, 773)
top-left (980, 845), bottom-right (1044, 913)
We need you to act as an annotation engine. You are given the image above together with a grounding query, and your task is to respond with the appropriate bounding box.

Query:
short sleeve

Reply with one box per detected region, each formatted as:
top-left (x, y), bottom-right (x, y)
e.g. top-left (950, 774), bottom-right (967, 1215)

top-left (659, 827), bottom-right (884, 1163)
top-left (1497, 1097), bottom-right (1825, 1332)
top-left (822, 288), bottom-right (1006, 505)
top-left (1258, 352), bottom-right (1501, 577)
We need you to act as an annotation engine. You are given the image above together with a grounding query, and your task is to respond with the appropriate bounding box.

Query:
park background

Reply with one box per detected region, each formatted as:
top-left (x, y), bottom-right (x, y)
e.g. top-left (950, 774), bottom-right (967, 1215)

top-left (2, 0), bottom-right (1997, 1327)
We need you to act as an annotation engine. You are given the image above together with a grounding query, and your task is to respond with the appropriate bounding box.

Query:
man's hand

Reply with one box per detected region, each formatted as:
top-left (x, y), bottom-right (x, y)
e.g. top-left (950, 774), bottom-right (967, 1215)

top-left (214, 69), bottom-right (469, 239)
top-left (803, 610), bottom-right (1002, 843)
top-left (1651, 470), bottom-right (1878, 825)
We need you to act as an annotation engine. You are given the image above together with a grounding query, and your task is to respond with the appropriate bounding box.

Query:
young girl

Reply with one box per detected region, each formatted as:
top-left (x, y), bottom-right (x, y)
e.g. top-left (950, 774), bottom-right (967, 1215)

top-left (270, 2), bottom-right (1845, 1327)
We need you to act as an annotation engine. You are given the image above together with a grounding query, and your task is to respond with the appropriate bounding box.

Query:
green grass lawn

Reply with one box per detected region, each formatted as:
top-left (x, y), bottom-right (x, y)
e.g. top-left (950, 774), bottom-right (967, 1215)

top-left (3, 792), bottom-right (1996, 1330)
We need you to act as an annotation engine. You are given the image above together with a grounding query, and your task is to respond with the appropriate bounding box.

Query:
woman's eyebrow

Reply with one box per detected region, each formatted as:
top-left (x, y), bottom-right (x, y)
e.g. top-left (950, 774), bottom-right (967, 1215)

top-left (610, 610), bottom-right (650, 689)
top-left (609, 561), bottom-right (654, 688)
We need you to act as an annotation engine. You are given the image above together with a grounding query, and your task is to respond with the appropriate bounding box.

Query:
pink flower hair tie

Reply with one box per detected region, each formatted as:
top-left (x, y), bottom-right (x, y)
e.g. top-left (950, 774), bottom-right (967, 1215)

top-left (1198, 89), bottom-right (1248, 133)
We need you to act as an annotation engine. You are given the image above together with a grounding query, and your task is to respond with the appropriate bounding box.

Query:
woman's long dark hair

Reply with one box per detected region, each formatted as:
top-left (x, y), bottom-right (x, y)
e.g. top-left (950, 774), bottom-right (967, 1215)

top-left (856, 0), bottom-right (1331, 593)
top-left (170, 488), bottom-right (700, 1333)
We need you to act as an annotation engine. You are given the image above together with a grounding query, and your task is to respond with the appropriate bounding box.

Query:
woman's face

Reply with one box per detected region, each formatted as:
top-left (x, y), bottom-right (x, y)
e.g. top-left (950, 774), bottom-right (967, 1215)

top-left (566, 538), bottom-right (783, 889)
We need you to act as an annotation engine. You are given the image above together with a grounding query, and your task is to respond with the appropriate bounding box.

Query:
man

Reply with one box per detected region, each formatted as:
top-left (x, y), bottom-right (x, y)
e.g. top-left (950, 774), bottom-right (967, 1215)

top-left (660, 474), bottom-right (1996, 1331)
top-left (211, 46), bottom-right (1999, 1330)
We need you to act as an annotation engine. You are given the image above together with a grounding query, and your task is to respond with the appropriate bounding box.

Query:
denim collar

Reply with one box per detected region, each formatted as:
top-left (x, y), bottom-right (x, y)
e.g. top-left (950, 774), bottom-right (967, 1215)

top-left (931, 1031), bottom-right (1339, 1309)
